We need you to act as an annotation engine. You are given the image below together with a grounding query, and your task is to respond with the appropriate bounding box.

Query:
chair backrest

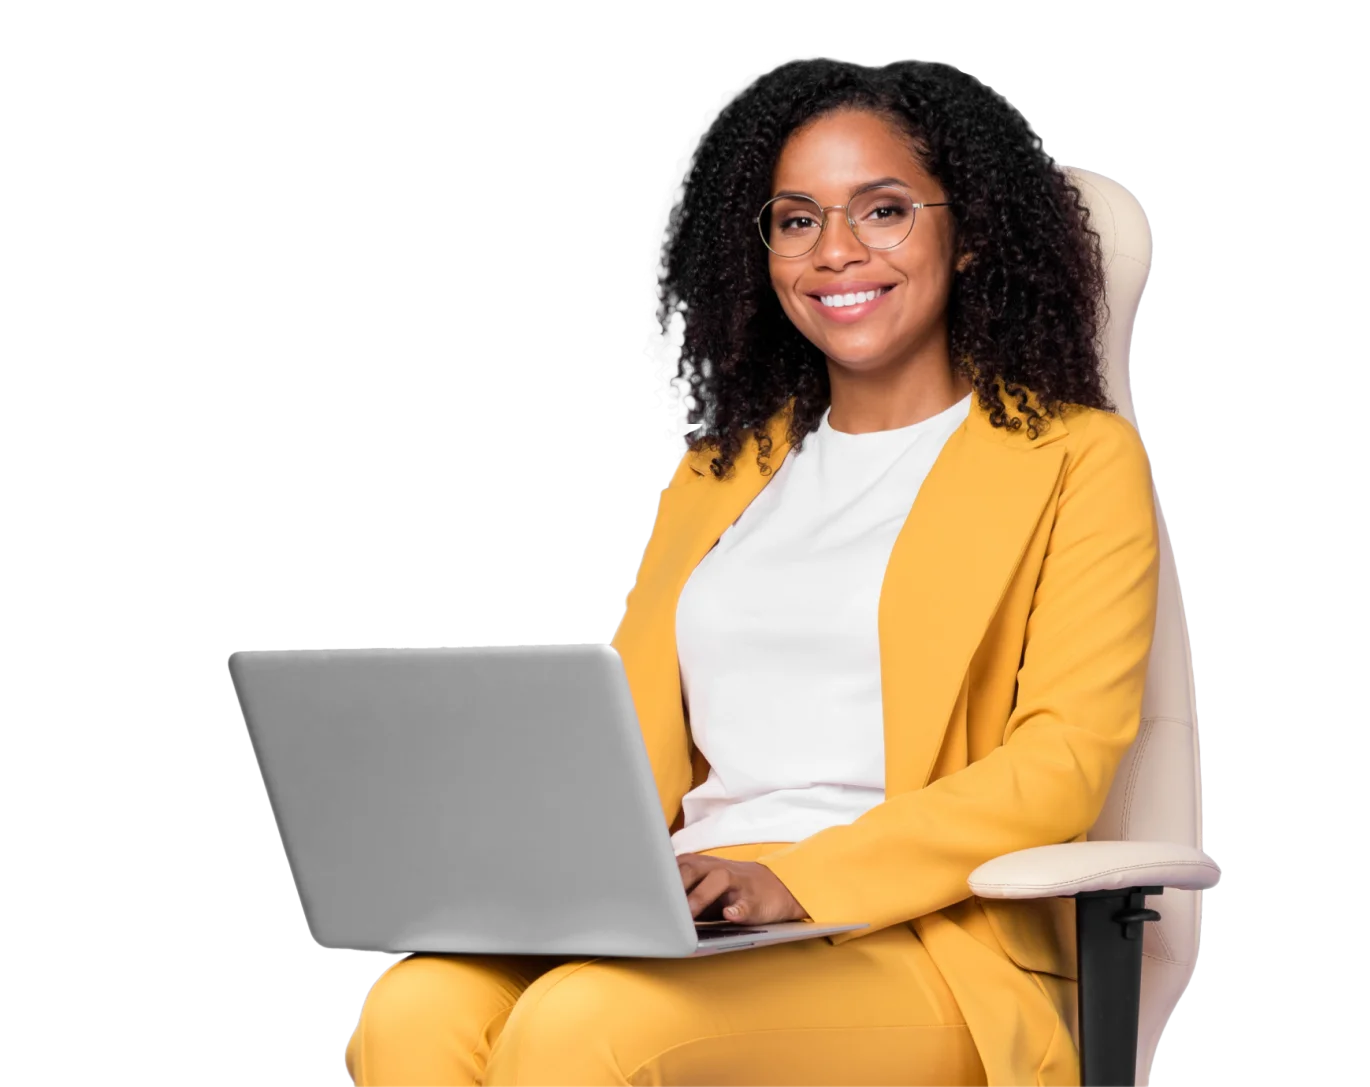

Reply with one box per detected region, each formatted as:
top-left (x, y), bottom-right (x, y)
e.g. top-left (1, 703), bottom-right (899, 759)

top-left (1066, 167), bottom-right (1205, 1086)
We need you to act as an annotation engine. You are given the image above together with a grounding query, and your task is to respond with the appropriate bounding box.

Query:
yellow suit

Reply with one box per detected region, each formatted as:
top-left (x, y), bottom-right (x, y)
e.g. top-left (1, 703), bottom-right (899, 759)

top-left (609, 387), bottom-right (1161, 1086)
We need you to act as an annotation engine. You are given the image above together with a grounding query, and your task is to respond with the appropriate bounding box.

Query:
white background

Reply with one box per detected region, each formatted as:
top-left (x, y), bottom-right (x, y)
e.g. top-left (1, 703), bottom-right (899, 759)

top-left (3, 2), bottom-right (1364, 1083)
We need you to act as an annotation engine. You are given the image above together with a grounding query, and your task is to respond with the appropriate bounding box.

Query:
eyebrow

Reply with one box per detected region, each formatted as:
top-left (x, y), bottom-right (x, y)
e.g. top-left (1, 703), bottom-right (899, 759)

top-left (771, 176), bottom-right (914, 200)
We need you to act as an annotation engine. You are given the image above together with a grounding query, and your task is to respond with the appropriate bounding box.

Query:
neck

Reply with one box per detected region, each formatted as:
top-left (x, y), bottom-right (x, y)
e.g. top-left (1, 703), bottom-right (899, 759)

top-left (825, 351), bottom-right (972, 435)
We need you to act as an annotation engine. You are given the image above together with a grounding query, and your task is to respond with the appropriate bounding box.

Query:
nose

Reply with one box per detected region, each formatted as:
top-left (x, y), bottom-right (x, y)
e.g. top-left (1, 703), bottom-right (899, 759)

top-left (814, 204), bottom-right (868, 266)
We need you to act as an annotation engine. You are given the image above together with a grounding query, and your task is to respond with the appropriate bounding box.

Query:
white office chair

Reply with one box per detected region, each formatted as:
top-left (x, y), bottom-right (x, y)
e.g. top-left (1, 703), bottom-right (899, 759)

top-left (967, 168), bottom-right (1221, 1087)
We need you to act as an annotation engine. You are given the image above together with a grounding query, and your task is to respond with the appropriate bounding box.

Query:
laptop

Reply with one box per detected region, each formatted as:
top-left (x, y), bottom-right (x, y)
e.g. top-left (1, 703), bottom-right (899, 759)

top-left (228, 644), bottom-right (867, 957)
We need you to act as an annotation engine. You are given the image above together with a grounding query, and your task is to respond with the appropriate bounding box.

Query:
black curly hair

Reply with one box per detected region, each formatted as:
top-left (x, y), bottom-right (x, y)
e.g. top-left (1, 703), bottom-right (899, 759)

top-left (656, 57), bottom-right (1114, 480)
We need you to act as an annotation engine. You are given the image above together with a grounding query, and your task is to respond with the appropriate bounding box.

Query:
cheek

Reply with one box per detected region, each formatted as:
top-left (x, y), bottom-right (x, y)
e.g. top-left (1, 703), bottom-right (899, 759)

top-left (897, 254), bottom-right (952, 305)
top-left (769, 275), bottom-right (803, 321)
top-left (768, 265), bottom-right (787, 302)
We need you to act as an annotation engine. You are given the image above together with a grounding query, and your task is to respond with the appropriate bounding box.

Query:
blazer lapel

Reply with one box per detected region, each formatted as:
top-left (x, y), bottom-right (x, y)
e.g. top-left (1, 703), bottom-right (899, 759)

top-left (614, 388), bottom-right (1072, 827)
top-left (616, 439), bottom-right (779, 822)
top-left (877, 408), bottom-right (1068, 794)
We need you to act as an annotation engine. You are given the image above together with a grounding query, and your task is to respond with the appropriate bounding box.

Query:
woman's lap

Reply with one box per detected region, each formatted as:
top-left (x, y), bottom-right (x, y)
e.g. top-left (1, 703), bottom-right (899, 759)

top-left (345, 842), bottom-right (986, 1086)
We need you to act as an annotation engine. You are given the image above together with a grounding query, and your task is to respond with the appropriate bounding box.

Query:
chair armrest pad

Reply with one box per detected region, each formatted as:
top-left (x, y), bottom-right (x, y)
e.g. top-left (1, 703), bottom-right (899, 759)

top-left (967, 840), bottom-right (1221, 898)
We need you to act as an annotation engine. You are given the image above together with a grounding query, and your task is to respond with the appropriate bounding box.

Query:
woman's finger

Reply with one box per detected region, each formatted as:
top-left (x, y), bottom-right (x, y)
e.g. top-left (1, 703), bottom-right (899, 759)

top-left (676, 854), bottom-right (714, 892)
top-left (685, 865), bottom-right (732, 918)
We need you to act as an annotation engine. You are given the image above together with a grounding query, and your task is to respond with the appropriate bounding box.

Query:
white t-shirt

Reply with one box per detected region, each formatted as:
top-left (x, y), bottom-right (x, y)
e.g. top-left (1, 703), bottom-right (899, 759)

top-left (669, 392), bottom-right (972, 855)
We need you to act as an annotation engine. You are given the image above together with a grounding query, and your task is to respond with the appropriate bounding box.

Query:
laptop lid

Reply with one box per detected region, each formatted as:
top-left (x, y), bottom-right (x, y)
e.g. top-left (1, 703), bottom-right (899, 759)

top-left (229, 644), bottom-right (702, 956)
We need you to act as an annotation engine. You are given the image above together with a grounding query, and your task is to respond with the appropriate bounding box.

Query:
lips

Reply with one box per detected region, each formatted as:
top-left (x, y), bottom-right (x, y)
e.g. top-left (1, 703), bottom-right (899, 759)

top-left (805, 283), bottom-right (896, 323)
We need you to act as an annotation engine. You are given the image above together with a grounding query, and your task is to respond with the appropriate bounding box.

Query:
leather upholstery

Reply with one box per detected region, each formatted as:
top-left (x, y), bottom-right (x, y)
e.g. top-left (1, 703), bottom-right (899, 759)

top-left (982, 168), bottom-right (1213, 1086)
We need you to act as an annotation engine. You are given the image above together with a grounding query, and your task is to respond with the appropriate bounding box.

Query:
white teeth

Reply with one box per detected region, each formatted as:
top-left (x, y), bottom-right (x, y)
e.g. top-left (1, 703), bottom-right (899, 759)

top-left (819, 286), bottom-right (888, 308)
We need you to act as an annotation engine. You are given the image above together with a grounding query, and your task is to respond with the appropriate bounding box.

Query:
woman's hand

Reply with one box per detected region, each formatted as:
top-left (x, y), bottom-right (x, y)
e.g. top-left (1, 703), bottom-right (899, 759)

top-left (676, 854), bottom-right (810, 924)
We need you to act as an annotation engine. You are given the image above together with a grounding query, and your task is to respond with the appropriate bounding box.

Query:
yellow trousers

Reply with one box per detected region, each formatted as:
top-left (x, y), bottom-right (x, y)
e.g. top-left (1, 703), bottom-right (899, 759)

top-left (344, 842), bottom-right (988, 1086)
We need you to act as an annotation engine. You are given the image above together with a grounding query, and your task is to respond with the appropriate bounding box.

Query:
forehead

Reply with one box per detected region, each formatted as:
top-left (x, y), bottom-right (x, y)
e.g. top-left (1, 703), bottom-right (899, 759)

top-left (771, 111), bottom-right (931, 195)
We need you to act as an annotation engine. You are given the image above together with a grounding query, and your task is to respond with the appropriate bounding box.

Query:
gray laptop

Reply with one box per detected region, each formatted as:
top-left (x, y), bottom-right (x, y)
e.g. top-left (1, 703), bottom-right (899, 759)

top-left (228, 644), bottom-right (867, 958)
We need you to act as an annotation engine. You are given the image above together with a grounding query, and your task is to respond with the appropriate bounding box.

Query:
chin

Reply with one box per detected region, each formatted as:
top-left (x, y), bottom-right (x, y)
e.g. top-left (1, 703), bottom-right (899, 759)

top-left (825, 348), bottom-right (900, 372)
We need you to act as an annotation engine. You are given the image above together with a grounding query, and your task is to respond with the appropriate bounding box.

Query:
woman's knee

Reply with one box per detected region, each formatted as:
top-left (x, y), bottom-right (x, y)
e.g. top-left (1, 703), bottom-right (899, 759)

top-left (347, 953), bottom-right (533, 1085)
top-left (486, 960), bottom-right (658, 1085)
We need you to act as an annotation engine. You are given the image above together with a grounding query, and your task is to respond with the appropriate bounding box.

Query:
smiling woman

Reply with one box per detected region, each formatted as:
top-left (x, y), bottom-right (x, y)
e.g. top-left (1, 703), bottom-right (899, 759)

top-left (344, 57), bottom-right (1156, 1087)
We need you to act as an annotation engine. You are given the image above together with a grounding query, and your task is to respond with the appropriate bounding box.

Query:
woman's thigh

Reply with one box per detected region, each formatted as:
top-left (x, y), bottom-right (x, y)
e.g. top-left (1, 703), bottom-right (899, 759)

top-left (487, 919), bottom-right (984, 1085)
top-left (345, 950), bottom-right (580, 1086)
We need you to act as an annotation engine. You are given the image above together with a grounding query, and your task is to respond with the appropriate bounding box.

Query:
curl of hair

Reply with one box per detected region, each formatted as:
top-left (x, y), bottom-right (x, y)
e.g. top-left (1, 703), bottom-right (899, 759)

top-left (655, 58), bottom-right (1113, 480)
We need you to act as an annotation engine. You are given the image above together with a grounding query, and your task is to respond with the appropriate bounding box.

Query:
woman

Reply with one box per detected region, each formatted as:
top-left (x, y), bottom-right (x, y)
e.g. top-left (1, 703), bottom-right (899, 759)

top-left (345, 57), bottom-right (1160, 1087)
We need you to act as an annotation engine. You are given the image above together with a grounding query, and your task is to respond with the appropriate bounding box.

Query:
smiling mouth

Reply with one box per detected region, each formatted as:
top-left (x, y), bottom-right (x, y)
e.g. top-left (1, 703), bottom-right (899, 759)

top-left (811, 285), bottom-right (895, 309)
top-left (805, 284), bottom-right (897, 322)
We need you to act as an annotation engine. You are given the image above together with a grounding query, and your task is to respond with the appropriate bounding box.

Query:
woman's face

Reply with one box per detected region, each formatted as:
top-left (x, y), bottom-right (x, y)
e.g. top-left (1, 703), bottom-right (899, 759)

top-left (765, 109), bottom-right (968, 377)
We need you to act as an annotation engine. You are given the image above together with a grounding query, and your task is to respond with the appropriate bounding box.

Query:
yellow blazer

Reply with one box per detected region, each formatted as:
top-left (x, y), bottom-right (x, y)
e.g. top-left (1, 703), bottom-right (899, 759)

top-left (610, 386), bottom-right (1160, 1086)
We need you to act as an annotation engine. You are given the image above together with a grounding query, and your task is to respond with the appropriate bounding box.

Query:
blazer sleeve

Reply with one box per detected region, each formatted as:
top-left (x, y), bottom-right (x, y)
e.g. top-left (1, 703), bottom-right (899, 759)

top-left (753, 412), bottom-right (1162, 935)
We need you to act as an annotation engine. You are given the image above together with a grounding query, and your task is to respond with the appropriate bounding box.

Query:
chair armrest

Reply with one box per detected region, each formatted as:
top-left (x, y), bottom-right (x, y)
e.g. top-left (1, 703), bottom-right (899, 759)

top-left (968, 840), bottom-right (1221, 899)
top-left (971, 843), bottom-right (1221, 1086)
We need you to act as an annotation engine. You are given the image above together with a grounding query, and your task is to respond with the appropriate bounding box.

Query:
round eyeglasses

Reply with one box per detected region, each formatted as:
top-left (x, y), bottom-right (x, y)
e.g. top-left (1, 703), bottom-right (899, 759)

top-left (756, 184), bottom-right (950, 258)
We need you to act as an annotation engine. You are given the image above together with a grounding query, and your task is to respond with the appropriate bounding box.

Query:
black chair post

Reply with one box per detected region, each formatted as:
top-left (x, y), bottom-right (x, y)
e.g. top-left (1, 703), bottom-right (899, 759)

top-left (1074, 885), bottom-right (1162, 1086)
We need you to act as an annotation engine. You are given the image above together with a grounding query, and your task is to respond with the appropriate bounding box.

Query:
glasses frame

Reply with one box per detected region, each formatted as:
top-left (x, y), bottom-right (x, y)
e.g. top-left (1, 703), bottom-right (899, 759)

top-left (755, 182), bottom-right (951, 258)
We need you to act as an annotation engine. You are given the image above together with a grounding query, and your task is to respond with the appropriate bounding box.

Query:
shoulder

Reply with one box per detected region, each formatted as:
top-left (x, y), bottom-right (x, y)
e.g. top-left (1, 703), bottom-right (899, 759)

top-left (1057, 404), bottom-right (1152, 473)
top-left (1048, 406), bottom-right (1156, 524)
top-left (1059, 402), bottom-right (1142, 443)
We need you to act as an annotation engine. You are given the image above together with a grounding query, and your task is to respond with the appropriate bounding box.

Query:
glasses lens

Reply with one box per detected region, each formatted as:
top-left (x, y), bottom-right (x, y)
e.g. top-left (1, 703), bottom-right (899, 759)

top-left (759, 195), bottom-right (824, 257)
top-left (758, 187), bottom-right (918, 255)
top-left (849, 186), bottom-right (916, 249)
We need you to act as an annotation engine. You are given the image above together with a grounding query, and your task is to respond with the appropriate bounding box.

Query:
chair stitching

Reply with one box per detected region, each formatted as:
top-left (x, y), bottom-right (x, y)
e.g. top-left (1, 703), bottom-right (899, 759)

top-left (1149, 909), bottom-right (1177, 961)
top-left (1120, 716), bottom-right (1157, 834)
top-left (1142, 949), bottom-right (1182, 965)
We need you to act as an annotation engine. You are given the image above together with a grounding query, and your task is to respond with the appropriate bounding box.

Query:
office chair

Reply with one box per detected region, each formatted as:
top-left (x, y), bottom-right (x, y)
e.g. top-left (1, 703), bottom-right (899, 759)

top-left (967, 167), bottom-right (1221, 1087)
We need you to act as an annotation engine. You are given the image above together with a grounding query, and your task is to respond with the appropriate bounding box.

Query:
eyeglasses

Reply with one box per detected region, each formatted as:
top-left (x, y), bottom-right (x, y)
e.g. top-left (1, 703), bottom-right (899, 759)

top-left (755, 183), bottom-right (950, 258)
